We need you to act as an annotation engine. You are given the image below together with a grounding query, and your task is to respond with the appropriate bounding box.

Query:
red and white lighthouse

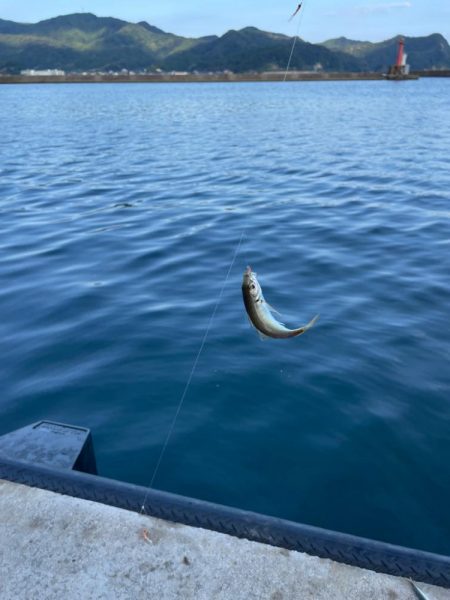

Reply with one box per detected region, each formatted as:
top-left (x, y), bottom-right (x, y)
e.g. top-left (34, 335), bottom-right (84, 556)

top-left (395, 37), bottom-right (405, 68)
top-left (387, 37), bottom-right (414, 79)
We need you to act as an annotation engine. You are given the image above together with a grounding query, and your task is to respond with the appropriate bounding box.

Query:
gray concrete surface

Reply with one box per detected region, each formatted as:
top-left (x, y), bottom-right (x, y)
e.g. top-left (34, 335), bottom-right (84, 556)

top-left (0, 479), bottom-right (448, 600)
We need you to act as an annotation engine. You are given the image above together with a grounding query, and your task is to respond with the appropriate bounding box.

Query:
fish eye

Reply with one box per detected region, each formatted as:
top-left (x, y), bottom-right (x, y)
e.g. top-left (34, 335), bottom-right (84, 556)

top-left (251, 284), bottom-right (256, 290)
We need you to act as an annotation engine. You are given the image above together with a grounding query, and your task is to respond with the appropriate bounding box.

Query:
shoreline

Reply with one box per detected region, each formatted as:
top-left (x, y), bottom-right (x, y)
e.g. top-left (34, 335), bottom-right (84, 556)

top-left (1, 70), bottom-right (448, 84)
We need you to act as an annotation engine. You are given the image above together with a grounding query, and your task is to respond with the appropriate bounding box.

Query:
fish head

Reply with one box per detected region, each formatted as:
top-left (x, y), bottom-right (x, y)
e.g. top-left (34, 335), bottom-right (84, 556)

top-left (242, 266), bottom-right (261, 300)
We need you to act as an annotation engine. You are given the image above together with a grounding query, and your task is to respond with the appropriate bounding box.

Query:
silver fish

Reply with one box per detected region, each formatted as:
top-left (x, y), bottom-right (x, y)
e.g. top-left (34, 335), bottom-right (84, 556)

top-left (242, 266), bottom-right (319, 339)
top-left (410, 580), bottom-right (433, 600)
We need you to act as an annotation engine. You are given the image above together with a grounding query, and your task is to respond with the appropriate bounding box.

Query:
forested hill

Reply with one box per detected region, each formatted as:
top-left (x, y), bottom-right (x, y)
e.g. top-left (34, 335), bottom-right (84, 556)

top-left (0, 13), bottom-right (449, 73)
top-left (321, 33), bottom-right (450, 71)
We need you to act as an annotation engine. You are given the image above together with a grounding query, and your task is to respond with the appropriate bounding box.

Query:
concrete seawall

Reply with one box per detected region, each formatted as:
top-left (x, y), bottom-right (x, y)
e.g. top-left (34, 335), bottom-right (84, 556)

top-left (1, 479), bottom-right (449, 600)
top-left (0, 72), bottom-right (386, 84)
top-left (1, 70), bottom-right (449, 84)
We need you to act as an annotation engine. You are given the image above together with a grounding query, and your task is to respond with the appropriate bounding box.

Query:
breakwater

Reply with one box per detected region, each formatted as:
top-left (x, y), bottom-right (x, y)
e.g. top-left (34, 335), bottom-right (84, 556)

top-left (0, 71), bottom-right (386, 84)
top-left (1, 70), bottom-right (449, 84)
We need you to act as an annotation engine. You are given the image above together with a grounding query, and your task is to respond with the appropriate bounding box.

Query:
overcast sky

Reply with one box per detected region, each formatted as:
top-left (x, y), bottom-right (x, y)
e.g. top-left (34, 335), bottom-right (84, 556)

top-left (0, 0), bottom-right (448, 43)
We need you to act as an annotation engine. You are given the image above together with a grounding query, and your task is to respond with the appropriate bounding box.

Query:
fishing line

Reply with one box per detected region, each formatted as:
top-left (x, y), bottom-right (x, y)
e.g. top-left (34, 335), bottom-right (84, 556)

top-left (140, 230), bottom-right (245, 514)
top-left (284, 0), bottom-right (309, 82)
top-left (140, 2), bottom-right (308, 515)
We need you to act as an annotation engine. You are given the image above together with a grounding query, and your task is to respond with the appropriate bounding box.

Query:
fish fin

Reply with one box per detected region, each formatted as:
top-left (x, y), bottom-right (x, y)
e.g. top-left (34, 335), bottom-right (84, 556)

top-left (264, 300), bottom-right (283, 318)
top-left (247, 316), bottom-right (268, 339)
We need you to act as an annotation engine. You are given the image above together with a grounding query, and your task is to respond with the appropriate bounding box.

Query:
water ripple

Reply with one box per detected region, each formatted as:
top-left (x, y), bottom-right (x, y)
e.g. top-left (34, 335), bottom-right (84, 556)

top-left (0, 80), bottom-right (449, 554)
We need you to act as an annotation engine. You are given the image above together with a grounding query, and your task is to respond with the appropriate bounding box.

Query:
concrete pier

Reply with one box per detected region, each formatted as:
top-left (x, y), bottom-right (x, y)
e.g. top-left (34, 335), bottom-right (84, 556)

top-left (1, 479), bottom-right (448, 600)
top-left (0, 72), bottom-right (386, 85)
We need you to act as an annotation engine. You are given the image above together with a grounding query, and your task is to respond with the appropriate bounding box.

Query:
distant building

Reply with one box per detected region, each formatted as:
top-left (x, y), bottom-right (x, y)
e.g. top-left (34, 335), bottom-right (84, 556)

top-left (20, 69), bottom-right (65, 76)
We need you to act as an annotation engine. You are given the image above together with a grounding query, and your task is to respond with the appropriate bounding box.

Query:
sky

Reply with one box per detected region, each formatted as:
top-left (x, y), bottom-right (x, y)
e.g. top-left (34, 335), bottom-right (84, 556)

top-left (0, 0), bottom-right (449, 43)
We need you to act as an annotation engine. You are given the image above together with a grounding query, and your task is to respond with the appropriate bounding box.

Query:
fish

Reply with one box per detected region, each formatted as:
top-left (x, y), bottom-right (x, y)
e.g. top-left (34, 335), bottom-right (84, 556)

top-left (242, 266), bottom-right (319, 340)
top-left (409, 580), bottom-right (433, 600)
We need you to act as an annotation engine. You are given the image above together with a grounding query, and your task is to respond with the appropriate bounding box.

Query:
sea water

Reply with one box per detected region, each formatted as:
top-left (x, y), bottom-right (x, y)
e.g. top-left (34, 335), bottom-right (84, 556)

top-left (0, 80), bottom-right (449, 554)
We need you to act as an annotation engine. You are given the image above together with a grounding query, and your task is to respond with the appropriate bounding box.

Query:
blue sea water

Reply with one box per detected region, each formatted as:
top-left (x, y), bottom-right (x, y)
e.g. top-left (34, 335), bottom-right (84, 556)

top-left (0, 80), bottom-right (449, 554)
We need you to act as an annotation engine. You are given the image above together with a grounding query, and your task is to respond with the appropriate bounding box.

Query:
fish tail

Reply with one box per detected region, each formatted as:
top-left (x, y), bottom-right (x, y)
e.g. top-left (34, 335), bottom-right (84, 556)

top-left (306, 314), bottom-right (320, 330)
top-left (292, 314), bottom-right (320, 337)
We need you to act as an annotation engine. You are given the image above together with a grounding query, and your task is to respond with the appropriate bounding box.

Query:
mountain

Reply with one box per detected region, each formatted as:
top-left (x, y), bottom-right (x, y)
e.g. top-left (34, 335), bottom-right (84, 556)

top-left (1, 13), bottom-right (449, 74)
top-left (321, 34), bottom-right (450, 71)
top-left (320, 37), bottom-right (375, 57)
top-left (0, 13), bottom-right (207, 72)
top-left (0, 14), bottom-right (362, 73)
top-left (163, 27), bottom-right (362, 73)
